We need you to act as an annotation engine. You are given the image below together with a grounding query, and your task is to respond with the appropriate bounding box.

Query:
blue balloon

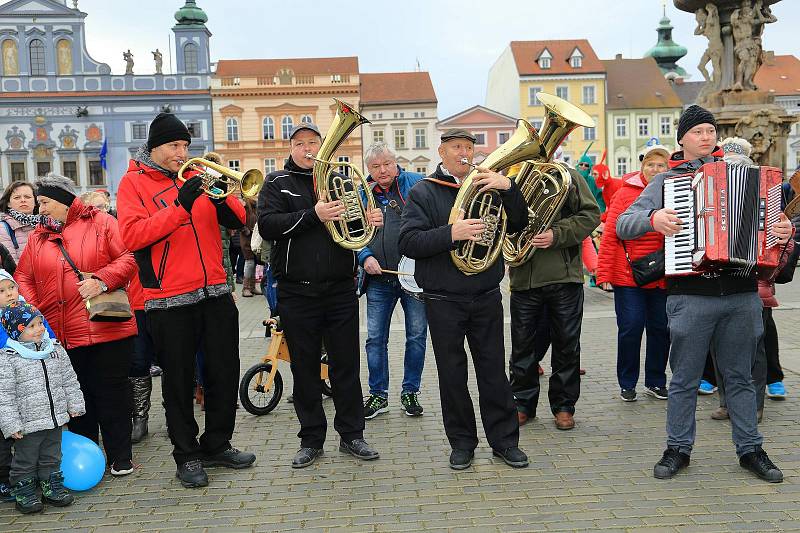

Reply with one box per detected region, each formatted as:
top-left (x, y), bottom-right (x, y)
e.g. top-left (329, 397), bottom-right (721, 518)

top-left (60, 430), bottom-right (106, 491)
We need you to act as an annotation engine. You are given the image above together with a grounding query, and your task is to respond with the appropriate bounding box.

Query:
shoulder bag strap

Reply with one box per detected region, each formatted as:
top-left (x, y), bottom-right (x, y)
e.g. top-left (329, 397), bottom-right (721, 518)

top-left (56, 241), bottom-right (85, 282)
top-left (1, 221), bottom-right (18, 250)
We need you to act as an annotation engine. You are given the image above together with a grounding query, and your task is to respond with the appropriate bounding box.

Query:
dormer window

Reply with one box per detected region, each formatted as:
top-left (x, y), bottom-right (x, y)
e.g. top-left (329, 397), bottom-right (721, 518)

top-left (538, 48), bottom-right (552, 70)
top-left (570, 47), bottom-right (584, 69)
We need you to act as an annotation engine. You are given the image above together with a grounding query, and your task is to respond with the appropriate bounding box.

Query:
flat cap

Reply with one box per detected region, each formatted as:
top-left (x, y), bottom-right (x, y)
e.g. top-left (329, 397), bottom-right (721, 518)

top-left (440, 128), bottom-right (476, 143)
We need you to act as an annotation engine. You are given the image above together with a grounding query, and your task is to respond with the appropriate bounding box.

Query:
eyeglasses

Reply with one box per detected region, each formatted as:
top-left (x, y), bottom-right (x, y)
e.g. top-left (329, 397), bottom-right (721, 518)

top-left (577, 163), bottom-right (590, 169)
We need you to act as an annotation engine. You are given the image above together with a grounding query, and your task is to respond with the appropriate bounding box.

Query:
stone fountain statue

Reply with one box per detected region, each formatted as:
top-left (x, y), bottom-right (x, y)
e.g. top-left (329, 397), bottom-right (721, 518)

top-left (675, 0), bottom-right (796, 170)
top-left (123, 49), bottom-right (134, 75)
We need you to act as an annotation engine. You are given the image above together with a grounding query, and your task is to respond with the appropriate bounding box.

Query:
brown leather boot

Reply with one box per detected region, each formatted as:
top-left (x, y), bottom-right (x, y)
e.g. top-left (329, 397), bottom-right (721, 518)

top-left (554, 412), bottom-right (575, 430)
top-left (242, 277), bottom-right (254, 297)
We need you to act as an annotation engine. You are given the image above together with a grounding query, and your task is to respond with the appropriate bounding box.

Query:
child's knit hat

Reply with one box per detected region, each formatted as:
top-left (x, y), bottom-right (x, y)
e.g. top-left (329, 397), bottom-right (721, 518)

top-left (0, 301), bottom-right (42, 341)
top-left (0, 269), bottom-right (16, 286)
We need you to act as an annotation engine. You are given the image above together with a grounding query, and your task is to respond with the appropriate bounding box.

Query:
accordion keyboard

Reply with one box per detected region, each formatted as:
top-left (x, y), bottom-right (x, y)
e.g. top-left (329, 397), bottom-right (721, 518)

top-left (664, 175), bottom-right (695, 275)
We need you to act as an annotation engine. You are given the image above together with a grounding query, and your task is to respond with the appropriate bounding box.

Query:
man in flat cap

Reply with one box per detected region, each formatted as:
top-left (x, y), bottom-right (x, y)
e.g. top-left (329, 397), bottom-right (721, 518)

top-left (258, 122), bottom-right (383, 469)
top-left (398, 128), bottom-right (530, 470)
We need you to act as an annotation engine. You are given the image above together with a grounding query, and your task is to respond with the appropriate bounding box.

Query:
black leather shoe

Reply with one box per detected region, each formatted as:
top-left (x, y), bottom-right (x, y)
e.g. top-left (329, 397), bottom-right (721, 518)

top-left (653, 447), bottom-right (690, 479)
top-left (203, 447), bottom-right (256, 469)
top-left (339, 438), bottom-right (380, 460)
top-left (740, 447), bottom-right (783, 483)
top-left (449, 448), bottom-right (474, 470)
top-left (292, 447), bottom-right (323, 468)
top-left (492, 446), bottom-right (529, 468)
top-left (176, 460), bottom-right (209, 488)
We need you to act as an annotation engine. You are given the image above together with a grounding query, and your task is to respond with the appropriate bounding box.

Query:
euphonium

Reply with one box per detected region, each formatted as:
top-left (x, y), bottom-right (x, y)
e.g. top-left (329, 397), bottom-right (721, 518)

top-left (307, 98), bottom-right (376, 250)
top-left (502, 92), bottom-right (595, 267)
top-left (177, 156), bottom-right (264, 200)
top-left (448, 119), bottom-right (546, 274)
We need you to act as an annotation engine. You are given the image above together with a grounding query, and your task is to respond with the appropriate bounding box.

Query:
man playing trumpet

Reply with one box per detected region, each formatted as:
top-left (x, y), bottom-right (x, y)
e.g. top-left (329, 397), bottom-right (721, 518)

top-left (398, 129), bottom-right (530, 470)
top-left (117, 112), bottom-right (255, 489)
top-left (258, 123), bottom-right (383, 469)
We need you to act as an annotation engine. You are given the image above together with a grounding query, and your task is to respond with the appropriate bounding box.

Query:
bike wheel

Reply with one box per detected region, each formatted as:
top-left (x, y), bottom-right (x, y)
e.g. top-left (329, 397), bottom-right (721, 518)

top-left (239, 363), bottom-right (283, 415)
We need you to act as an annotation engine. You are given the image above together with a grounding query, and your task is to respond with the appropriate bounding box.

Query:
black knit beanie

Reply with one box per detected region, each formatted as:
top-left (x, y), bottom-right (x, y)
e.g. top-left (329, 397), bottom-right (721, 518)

top-left (147, 113), bottom-right (191, 150)
top-left (677, 105), bottom-right (717, 145)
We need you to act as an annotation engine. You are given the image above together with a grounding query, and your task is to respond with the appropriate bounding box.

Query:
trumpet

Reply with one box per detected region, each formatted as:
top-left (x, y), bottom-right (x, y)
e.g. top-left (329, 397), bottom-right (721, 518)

top-left (177, 157), bottom-right (264, 200)
top-left (309, 98), bottom-right (376, 250)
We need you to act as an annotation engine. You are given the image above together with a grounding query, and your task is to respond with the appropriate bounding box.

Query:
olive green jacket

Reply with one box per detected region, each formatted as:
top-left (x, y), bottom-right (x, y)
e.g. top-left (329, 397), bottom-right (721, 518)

top-left (508, 167), bottom-right (600, 291)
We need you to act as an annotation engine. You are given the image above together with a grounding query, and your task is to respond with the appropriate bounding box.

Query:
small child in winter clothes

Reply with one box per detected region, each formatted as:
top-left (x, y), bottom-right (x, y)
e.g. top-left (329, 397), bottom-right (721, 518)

top-left (0, 269), bottom-right (58, 502)
top-left (0, 302), bottom-right (85, 514)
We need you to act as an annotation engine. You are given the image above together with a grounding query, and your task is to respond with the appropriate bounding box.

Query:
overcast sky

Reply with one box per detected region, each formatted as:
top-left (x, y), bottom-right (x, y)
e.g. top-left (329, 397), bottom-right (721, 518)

top-left (59, 0), bottom-right (797, 118)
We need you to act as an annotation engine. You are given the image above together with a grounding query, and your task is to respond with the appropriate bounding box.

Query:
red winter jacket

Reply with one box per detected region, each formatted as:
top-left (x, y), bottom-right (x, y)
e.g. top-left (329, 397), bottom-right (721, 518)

top-left (15, 199), bottom-right (138, 349)
top-left (597, 172), bottom-right (666, 289)
top-left (116, 159), bottom-right (246, 302)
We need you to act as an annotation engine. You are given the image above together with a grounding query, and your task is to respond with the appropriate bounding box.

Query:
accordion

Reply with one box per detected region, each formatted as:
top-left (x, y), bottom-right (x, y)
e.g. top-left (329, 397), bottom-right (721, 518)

top-left (664, 161), bottom-right (783, 277)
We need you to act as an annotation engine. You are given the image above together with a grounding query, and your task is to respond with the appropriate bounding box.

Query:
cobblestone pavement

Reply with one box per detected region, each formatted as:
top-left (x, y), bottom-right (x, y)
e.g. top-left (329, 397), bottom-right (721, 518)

top-left (4, 280), bottom-right (800, 532)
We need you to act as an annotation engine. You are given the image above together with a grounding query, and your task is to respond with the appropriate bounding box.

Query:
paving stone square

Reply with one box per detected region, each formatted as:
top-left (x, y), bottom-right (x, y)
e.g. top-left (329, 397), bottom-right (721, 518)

top-left (4, 279), bottom-right (800, 532)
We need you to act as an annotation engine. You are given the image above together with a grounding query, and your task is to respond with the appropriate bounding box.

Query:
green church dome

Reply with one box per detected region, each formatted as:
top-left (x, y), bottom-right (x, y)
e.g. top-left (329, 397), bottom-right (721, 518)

top-left (644, 10), bottom-right (688, 77)
top-left (174, 1), bottom-right (208, 27)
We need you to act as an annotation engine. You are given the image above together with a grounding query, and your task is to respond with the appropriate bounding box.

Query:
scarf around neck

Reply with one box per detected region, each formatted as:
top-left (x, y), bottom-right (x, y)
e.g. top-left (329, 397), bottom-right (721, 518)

top-left (6, 336), bottom-right (54, 360)
top-left (6, 209), bottom-right (63, 233)
top-left (134, 144), bottom-right (177, 179)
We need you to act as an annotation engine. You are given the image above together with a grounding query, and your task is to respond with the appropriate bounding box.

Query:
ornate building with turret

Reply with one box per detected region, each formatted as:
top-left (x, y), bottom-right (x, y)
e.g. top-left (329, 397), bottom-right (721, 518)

top-left (643, 6), bottom-right (689, 81)
top-left (0, 0), bottom-right (213, 195)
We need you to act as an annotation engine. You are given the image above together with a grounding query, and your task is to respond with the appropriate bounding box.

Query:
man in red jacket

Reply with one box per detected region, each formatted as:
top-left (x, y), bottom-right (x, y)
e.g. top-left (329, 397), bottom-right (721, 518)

top-left (116, 113), bottom-right (255, 488)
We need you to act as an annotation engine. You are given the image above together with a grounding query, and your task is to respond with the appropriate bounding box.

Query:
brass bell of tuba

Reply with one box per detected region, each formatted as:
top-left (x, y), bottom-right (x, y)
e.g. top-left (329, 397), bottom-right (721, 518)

top-left (448, 119), bottom-right (548, 275)
top-left (502, 92), bottom-right (595, 267)
top-left (307, 98), bottom-right (376, 250)
top-left (177, 156), bottom-right (264, 200)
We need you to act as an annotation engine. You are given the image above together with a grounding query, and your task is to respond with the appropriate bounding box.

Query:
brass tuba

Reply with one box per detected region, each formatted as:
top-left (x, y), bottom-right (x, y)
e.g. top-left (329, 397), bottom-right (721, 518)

top-left (502, 92), bottom-right (595, 267)
top-left (177, 156), bottom-right (264, 200)
top-left (307, 98), bottom-right (376, 250)
top-left (448, 119), bottom-right (547, 274)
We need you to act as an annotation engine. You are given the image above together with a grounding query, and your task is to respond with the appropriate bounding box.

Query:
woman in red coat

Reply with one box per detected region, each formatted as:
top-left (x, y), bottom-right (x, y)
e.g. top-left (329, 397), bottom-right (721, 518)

top-left (15, 175), bottom-right (138, 476)
top-left (597, 145), bottom-right (670, 403)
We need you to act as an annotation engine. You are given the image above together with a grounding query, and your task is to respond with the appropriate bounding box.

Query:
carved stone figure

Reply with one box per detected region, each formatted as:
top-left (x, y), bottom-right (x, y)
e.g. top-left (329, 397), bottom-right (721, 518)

top-left (2, 39), bottom-right (19, 76)
top-left (695, 4), bottom-right (722, 96)
top-left (123, 49), bottom-right (134, 75)
top-left (734, 108), bottom-right (785, 164)
top-left (731, 3), bottom-right (759, 91)
top-left (152, 49), bottom-right (163, 74)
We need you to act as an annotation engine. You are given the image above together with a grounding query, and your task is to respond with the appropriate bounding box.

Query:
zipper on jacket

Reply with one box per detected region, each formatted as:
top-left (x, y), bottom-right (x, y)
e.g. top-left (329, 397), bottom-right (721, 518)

top-left (285, 238), bottom-right (292, 275)
top-left (40, 360), bottom-right (58, 428)
top-left (189, 219), bottom-right (209, 296)
top-left (156, 241), bottom-right (170, 288)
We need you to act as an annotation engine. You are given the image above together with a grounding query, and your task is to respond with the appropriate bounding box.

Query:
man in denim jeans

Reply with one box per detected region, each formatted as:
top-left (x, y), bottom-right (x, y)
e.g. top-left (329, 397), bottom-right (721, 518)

top-left (358, 142), bottom-right (427, 418)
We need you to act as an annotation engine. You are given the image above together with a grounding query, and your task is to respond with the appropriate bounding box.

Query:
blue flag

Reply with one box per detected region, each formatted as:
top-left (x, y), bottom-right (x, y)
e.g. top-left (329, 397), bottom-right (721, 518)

top-left (99, 138), bottom-right (108, 170)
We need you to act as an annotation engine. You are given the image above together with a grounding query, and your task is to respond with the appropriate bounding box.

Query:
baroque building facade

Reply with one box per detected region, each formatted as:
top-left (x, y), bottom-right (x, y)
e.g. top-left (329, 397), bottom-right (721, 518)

top-left (0, 0), bottom-right (213, 194)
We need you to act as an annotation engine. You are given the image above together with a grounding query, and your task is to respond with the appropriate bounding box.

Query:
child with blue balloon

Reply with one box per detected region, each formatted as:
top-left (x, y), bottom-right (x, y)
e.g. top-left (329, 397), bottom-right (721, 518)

top-left (0, 269), bottom-right (58, 503)
top-left (0, 301), bottom-right (84, 514)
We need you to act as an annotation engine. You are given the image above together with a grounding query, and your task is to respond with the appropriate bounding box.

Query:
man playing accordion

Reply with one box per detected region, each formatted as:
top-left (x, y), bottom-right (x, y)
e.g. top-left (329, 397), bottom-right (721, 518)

top-left (617, 105), bottom-right (793, 483)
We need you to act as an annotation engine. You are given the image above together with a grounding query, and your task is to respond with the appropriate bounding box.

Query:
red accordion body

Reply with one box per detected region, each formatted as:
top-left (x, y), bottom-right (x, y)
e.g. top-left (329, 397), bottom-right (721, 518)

top-left (664, 161), bottom-right (783, 277)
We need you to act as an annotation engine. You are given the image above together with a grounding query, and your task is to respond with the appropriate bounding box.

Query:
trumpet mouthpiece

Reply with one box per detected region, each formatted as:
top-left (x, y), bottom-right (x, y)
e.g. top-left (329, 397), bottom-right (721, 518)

top-left (305, 152), bottom-right (313, 159)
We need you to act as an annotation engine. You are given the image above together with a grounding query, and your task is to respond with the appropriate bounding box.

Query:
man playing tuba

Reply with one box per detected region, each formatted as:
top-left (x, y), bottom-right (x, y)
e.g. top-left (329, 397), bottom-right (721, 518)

top-left (398, 129), bottom-right (529, 470)
top-left (257, 122), bottom-right (383, 469)
top-left (508, 154), bottom-right (600, 431)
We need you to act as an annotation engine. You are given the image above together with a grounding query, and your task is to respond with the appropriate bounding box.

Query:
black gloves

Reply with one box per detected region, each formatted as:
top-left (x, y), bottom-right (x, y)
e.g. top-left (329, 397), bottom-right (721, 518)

top-left (176, 175), bottom-right (204, 212)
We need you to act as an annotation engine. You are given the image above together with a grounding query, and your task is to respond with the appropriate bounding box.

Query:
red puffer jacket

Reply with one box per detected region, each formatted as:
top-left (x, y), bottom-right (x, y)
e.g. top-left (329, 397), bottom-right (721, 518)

top-left (15, 199), bottom-right (138, 349)
top-left (597, 171), bottom-right (666, 289)
top-left (116, 159), bottom-right (246, 302)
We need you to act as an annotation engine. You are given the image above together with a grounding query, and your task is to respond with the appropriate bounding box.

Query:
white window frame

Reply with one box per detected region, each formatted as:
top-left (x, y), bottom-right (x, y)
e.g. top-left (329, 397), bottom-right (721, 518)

top-left (394, 128), bottom-right (406, 149)
top-left (555, 86), bottom-right (569, 101)
top-left (638, 116), bottom-right (650, 137)
top-left (616, 156), bottom-right (628, 176)
top-left (262, 117), bottom-right (275, 140)
top-left (615, 117), bottom-right (627, 138)
top-left (373, 130), bottom-right (384, 143)
top-left (131, 123), bottom-right (147, 140)
top-left (226, 117), bottom-right (239, 142)
top-left (528, 86), bottom-right (542, 106)
top-left (583, 124), bottom-right (596, 141)
top-left (660, 116), bottom-right (672, 136)
top-left (539, 57), bottom-right (551, 69)
top-left (473, 131), bottom-right (487, 146)
top-left (264, 158), bottom-right (276, 174)
top-left (414, 127), bottom-right (427, 149)
top-left (281, 116), bottom-right (294, 139)
top-left (497, 131), bottom-right (511, 145)
top-left (582, 85), bottom-right (596, 105)
top-left (228, 159), bottom-right (240, 171)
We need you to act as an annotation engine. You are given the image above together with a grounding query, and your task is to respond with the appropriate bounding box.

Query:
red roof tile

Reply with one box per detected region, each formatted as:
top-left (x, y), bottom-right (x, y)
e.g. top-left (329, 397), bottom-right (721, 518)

top-left (755, 54), bottom-right (800, 96)
top-left (360, 72), bottom-right (437, 105)
top-left (509, 39), bottom-right (605, 76)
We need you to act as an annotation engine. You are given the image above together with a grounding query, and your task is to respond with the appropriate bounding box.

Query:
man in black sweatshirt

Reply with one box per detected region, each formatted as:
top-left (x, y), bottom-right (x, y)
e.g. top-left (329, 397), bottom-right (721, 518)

top-left (617, 105), bottom-right (793, 483)
top-left (257, 123), bottom-right (382, 469)
top-left (398, 129), bottom-right (530, 470)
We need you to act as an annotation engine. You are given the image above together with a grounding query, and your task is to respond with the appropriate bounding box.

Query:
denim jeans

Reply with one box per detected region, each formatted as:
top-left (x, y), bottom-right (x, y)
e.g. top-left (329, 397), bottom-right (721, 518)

top-left (365, 278), bottom-right (427, 398)
top-left (613, 286), bottom-right (669, 390)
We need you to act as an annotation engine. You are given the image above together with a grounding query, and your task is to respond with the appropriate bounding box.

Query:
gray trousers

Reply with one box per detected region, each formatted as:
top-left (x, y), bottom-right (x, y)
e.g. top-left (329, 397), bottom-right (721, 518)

top-left (666, 293), bottom-right (763, 457)
top-left (9, 426), bottom-right (62, 485)
top-left (0, 432), bottom-right (11, 484)
top-left (715, 306), bottom-right (769, 411)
